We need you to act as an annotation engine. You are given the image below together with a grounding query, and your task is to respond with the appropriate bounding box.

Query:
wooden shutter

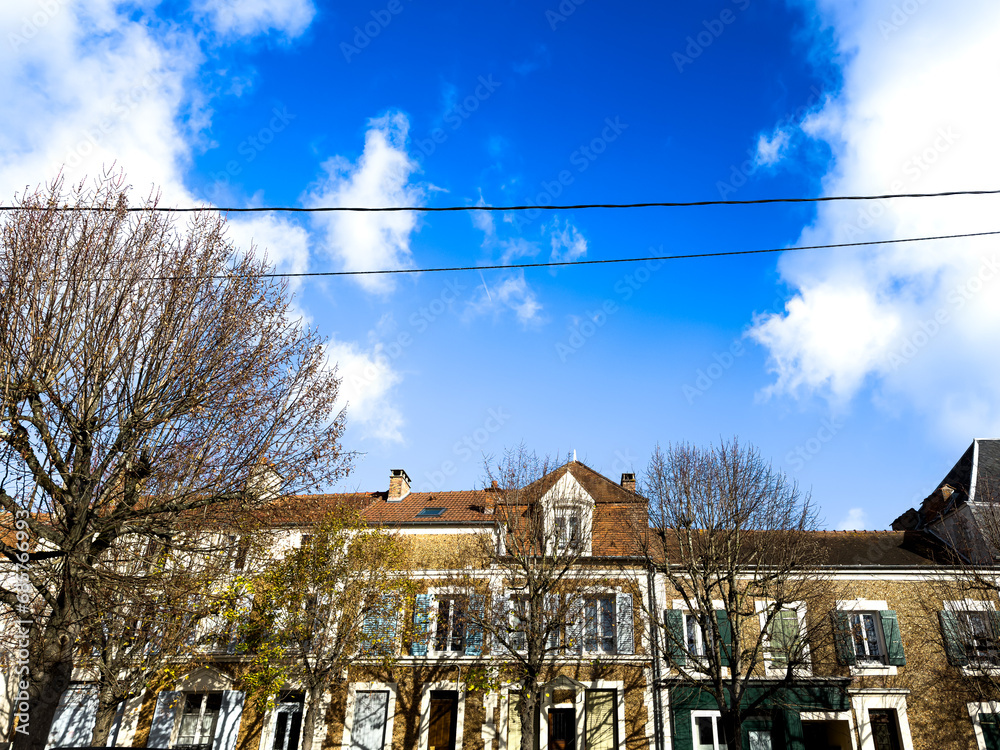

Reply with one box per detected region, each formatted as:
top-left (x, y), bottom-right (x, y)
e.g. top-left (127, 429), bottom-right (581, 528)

top-left (350, 691), bottom-right (389, 750)
top-left (831, 611), bottom-right (856, 666)
top-left (664, 609), bottom-right (686, 666)
top-left (880, 610), bottom-right (906, 666)
top-left (616, 593), bottom-right (634, 654)
top-left (715, 610), bottom-right (732, 668)
top-left (412, 594), bottom-right (431, 656)
top-left (585, 690), bottom-right (617, 750)
top-left (147, 691), bottom-right (183, 749)
top-left (939, 610), bottom-right (969, 666)
top-left (212, 691), bottom-right (246, 750)
top-left (46, 684), bottom-right (98, 749)
top-left (465, 594), bottom-right (485, 656)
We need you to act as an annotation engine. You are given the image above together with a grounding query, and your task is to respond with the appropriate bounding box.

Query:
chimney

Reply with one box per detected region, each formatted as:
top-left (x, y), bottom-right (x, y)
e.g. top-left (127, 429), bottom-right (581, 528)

top-left (388, 469), bottom-right (411, 501)
top-left (621, 473), bottom-right (636, 493)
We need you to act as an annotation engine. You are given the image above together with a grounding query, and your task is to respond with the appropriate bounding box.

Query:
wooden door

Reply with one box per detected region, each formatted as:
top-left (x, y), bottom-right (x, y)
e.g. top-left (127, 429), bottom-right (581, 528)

top-left (428, 691), bottom-right (458, 750)
top-left (548, 708), bottom-right (576, 750)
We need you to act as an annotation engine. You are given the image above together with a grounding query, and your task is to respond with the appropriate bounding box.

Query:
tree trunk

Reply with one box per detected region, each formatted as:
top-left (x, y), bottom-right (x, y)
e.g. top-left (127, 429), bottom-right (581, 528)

top-left (518, 680), bottom-right (537, 750)
top-left (720, 709), bottom-right (743, 750)
top-left (90, 690), bottom-right (122, 747)
top-left (299, 685), bottom-right (323, 750)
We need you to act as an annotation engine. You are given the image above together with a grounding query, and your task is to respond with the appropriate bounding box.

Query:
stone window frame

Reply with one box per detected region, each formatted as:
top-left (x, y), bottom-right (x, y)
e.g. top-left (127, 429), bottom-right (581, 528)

top-left (968, 701), bottom-right (1000, 750)
top-left (836, 598), bottom-right (898, 676)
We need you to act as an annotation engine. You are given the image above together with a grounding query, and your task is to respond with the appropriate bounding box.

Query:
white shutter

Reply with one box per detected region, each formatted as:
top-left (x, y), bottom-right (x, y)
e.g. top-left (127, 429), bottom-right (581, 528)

top-left (212, 691), bottom-right (245, 750)
top-left (616, 593), bottom-right (634, 654)
top-left (147, 691), bottom-right (182, 749)
top-left (46, 684), bottom-right (98, 750)
top-left (350, 691), bottom-right (388, 750)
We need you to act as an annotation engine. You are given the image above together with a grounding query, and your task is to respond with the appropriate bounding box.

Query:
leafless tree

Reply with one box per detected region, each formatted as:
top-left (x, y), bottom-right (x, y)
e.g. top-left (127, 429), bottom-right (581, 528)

top-left (0, 172), bottom-right (351, 750)
top-left (448, 446), bottom-right (641, 750)
top-left (640, 439), bottom-right (828, 750)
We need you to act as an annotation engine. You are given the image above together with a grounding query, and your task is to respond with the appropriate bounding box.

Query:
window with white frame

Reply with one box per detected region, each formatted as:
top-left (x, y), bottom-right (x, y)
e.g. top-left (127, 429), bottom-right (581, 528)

top-left (692, 712), bottom-right (725, 750)
top-left (849, 612), bottom-right (886, 664)
top-left (554, 508), bottom-right (581, 552)
top-left (942, 601), bottom-right (1000, 669)
top-left (175, 693), bottom-right (222, 750)
top-left (507, 594), bottom-right (528, 653)
top-left (583, 595), bottom-right (616, 653)
top-left (684, 611), bottom-right (714, 658)
top-left (434, 596), bottom-right (468, 653)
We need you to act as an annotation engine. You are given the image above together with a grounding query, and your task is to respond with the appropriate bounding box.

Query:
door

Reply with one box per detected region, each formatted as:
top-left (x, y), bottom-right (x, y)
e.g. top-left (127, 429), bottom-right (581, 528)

top-left (548, 708), bottom-right (576, 750)
top-left (869, 710), bottom-right (902, 750)
top-left (351, 691), bottom-right (389, 750)
top-left (271, 694), bottom-right (303, 750)
top-left (427, 691), bottom-right (458, 750)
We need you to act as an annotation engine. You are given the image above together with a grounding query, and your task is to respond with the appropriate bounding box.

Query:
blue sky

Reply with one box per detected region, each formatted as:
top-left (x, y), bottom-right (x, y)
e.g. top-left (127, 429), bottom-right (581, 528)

top-left (4, 0), bottom-right (1000, 529)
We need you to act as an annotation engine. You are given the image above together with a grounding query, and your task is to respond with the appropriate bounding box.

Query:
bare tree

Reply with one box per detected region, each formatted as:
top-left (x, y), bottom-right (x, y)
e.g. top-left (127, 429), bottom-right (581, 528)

top-left (231, 508), bottom-right (412, 750)
top-left (0, 173), bottom-right (351, 750)
top-left (640, 439), bottom-right (828, 750)
top-left (447, 446), bottom-right (640, 750)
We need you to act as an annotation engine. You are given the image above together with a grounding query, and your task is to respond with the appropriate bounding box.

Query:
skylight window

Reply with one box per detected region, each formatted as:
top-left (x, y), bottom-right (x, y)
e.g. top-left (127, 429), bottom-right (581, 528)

top-left (417, 507), bottom-right (447, 517)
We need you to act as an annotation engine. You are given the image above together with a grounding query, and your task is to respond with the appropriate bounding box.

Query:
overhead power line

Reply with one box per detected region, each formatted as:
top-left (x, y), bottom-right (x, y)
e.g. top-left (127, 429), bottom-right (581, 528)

top-left (1, 189), bottom-right (999, 214)
top-left (231, 229), bottom-right (1000, 280)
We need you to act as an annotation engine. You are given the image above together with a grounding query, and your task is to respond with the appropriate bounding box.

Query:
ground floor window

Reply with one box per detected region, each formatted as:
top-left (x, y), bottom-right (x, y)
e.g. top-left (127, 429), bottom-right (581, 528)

top-left (176, 693), bottom-right (222, 750)
top-left (584, 690), bottom-right (616, 750)
top-left (270, 693), bottom-right (303, 750)
top-left (869, 709), bottom-right (902, 750)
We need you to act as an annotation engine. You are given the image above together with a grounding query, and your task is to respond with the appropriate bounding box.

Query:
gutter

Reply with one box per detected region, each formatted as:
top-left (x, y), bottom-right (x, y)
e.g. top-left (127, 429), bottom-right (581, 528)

top-left (647, 562), bottom-right (665, 750)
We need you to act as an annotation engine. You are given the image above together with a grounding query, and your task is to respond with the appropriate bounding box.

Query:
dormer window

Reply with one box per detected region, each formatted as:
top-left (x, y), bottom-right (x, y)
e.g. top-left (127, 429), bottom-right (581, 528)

top-left (554, 508), bottom-right (581, 552)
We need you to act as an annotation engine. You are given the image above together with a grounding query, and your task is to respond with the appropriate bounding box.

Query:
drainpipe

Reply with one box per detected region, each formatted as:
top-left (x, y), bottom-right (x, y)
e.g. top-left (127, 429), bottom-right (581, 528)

top-left (647, 563), bottom-right (664, 750)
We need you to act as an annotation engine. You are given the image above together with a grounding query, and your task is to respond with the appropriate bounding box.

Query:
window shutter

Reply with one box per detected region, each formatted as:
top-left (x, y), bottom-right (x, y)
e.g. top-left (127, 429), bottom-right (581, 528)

top-left (567, 595), bottom-right (584, 653)
top-left (714, 610), bottom-right (732, 668)
top-left (383, 595), bottom-right (400, 655)
top-left (465, 594), bottom-right (485, 656)
top-left (989, 610), bottom-right (1000, 644)
top-left (544, 594), bottom-right (559, 651)
top-left (212, 691), bottom-right (245, 750)
top-left (939, 610), bottom-right (969, 667)
top-left (831, 611), bottom-right (856, 666)
top-left (664, 609), bottom-right (686, 666)
top-left (46, 684), bottom-right (98, 750)
top-left (880, 610), bottom-right (906, 666)
top-left (616, 593), bottom-right (634, 654)
top-left (411, 594), bottom-right (431, 656)
top-left (147, 691), bottom-right (183, 749)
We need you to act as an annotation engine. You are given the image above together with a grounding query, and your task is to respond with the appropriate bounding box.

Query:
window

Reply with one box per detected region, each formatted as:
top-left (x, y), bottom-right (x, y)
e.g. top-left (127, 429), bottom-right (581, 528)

top-left (554, 509), bottom-right (581, 552)
top-left (583, 596), bottom-right (615, 654)
top-left (507, 594), bottom-right (529, 653)
top-left (683, 612), bottom-right (715, 658)
top-left (270, 694), bottom-right (303, 750)
top-left (175, 693), bottom-right (221, 750)
top-left (851, 613), bottom-right (885, 664)
top-left (748, 730), bottom-right (773, 750)
top-left (959, 612), bottom-right (1000, 665)
top-left (767, 609), bottom-right (802, 667)
top-left (692, 713), bottom-right (726, 750)
top-left (585, 690), bottom-right (617, 750)
top-left (417, 507), bottom-right (446, 517)
top-left (434, 596), bottom-right (467, 653)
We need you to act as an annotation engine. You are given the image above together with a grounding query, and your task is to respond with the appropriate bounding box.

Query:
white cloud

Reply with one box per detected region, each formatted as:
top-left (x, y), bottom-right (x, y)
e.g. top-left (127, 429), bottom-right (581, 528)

top-left (548, 218), bottom-right (588, 263)
top-left (836, 507), bottom-right (868, 531)
top-left (326, 338), bottom-right (404, 444)
top-left (467, 271), bottom-right (543, 324)
top-left (754, 128), bottom-right (791, 167)
top-left (194, 0), bottom-right (316, 39)
top-left (750, 0), bottom-right (1000, 439)
top-left (306, 112), bottom-right (425, 294)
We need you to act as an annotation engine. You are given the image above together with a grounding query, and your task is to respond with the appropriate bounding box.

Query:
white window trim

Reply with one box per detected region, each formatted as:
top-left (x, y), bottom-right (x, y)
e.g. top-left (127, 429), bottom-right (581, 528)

top-left (850, 690), bottom-right (914, 750)
top-left (669, 599), bottom-right (729, 678)
top-left (427, 586), bottom-right (473, 658)
top-left (260, 692), bottom-right (305, 750)
top-left (580, 593), bottom-right (618, 656)
top-left (968, 701), bottom-right (1000, 750)
top-left (835, 599), bottom-right (897, 676)
top-left (498, 680), bottom-right (624, 750)
top-left (504, 590), bottom-right (529, 656)
top-left (341, 682), bottom-right (397, 750)
top-left (690, 710), bottom-right (723, 750)
top-left (755, 600), bottom-right (811, 677)
top-left (540, 473), bottom-right (594, 556)
top-left (798, 711), bottom-right (857, 750)
top-left (417, 681), bottom-right (466, 750)
top-left (944, 599), bottom-right (1000, 676)
top-left (171, 692), bottom-right (222, 747)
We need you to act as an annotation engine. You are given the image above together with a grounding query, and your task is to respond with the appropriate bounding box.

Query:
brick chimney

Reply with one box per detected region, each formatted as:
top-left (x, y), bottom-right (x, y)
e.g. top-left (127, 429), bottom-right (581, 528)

top-left (621, 473), bottom-right (636, 493)
top-left (388, 469), bottom-right (411, 501)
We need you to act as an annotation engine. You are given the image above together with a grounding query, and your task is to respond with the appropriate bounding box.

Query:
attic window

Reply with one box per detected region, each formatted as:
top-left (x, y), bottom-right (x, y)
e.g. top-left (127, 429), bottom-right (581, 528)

top-left (417, 507), bottom-right (447, 517)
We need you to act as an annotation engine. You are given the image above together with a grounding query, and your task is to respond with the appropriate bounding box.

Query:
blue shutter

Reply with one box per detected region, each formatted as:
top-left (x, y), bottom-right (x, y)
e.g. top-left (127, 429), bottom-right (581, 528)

top-left (465, 594), bottom-right (485, 656)
top-left (664, 610), bottom-right (686, 666)
top-left (939, 610), bottom-right (969, 667)
top-left (383, 595), bottom-right (400, 655)
top-left (831, 611), bottom-right (856, 666)
top-left (880, 610), bottom-right (906, 666)
top-left (212, 691), bottom-right (245, 750)
top-left (616, 593), bottom-right (634, 654)
top-left (411, 594), bottom-right (431, 657)
top-left (147, 691), bottom-right (182, 749)
top-left (46, 684), bottom-right (98, 750)
top-left (715, 610), bottom-right (732, 668)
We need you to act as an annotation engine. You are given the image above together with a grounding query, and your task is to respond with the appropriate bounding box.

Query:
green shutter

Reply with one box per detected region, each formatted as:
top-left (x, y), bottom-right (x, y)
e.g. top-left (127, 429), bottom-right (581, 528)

top-left (831, 611), bottom-right (856, 666)
top-left (981, 713), bottom-right (1000, 750)
top-left (715, 610), bottom-right (732, 668)
top-left (880, 610), bottom-right (906, 666)
top-left (411, 594), bottom-right (431, 656)
top-left (664, 609), bottom-right (686, 666)
top-left (939, 610), bottom-right (969, 667)
top-left (465, 594), bottom-right (485, 656)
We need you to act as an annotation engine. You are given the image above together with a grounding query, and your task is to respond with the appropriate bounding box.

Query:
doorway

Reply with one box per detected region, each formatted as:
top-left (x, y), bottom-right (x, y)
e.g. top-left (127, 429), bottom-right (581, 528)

top-left (427, 691), bottom-right (458, 750)
top-left (548, 708), bottom-right (576, 750)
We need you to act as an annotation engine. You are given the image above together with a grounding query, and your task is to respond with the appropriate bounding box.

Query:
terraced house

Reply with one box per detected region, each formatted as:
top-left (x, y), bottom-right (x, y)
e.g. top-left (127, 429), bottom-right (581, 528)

top-left (8, 442), bottom-right (1000, 750)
